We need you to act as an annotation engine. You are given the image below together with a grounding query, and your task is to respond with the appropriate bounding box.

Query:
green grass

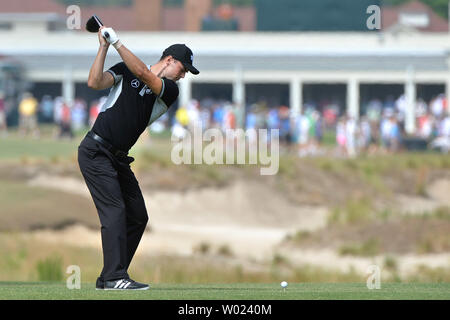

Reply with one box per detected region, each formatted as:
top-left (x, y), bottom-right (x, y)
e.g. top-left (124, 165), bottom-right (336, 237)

top-left (0, 136), bottom-right (79, 163)
top-left (0, 126), bottom-right (82, 161)
top-left (0, 180), bottom-right (98, 231)
top-left (0, 282), bottom-right (448, 300)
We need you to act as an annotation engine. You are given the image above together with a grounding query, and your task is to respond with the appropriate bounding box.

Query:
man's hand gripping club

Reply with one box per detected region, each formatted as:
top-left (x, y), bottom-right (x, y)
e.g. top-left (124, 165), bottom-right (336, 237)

top-left (99, 26), bottom-right (163, 96)
top-left (101, 27), bottom-right (122, 50)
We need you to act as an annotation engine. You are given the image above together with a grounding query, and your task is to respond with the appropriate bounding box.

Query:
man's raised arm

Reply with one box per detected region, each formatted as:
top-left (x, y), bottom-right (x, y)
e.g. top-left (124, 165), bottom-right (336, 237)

top-left (87, 28), bottom-right (114, 90)
top-left (100, 27), bottom-right (163, 96)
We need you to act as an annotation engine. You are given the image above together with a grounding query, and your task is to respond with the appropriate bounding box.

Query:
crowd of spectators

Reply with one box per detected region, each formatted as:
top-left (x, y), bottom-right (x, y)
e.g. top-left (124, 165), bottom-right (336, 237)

top-left (2, 91), bottom-right (449, 156)
top-left (153, 93), bottom-right (450, 157)
top-left (0, 92), bottom-right (106, 140)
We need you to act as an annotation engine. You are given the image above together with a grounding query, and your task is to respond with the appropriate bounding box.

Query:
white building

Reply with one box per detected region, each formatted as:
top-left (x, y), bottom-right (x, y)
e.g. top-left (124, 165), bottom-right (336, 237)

top-left (1, 13), bottom-right (450, 133)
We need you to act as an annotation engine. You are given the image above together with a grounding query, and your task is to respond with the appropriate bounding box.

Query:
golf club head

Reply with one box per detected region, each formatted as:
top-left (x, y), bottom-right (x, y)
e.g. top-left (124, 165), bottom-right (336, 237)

top-left (86, 15), bottom-right (103, 33)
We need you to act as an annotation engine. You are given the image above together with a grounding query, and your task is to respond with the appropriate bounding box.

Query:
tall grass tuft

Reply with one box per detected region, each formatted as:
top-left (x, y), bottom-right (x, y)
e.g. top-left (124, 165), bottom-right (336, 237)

top-left (36, 255), bottom-right (63, 281)
top-left (338, 238), bottom-right (381, 257)
top-left (328, 197), bottom-right (374, 225)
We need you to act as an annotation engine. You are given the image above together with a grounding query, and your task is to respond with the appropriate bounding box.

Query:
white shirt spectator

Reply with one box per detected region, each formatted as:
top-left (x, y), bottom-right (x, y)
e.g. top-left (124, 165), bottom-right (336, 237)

top-left (200, 108), bottom-right (211, 130)
top-left (53, 96), bottom-right (64, 124)
top-left (298, 114), bottom-right (310, 145)
top-left (187, 99), bottom-right (201, 130)
top-left (440, 116), bottom-right (450, 137)
top-left (419, 116), bottom-right (433, 139)
top-left (395, 95), bottom-right (407, 116)
top-left (171, 122), bottom-right (187, 140)
top-left (415, 99), bottom-right (428, 117)
top-left (345, 117), bottom-right (357, 156)
top-left (431, 95), bottom-right (445, 117)
top-left (380, 117), bottom-right (393, 140)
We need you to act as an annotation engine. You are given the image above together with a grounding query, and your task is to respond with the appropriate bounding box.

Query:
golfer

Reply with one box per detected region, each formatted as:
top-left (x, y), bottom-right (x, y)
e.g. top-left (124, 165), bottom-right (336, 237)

top-left (78, 26), bottom-right (199, 290)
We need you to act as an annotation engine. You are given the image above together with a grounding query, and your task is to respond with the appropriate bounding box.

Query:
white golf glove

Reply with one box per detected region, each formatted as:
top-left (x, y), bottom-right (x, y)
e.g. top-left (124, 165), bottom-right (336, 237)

top-left (101, 27), bottom-right (122, 49)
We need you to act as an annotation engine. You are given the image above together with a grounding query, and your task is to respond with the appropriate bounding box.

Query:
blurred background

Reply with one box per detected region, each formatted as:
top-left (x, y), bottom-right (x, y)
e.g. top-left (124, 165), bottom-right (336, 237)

top-left (0, 0), bottom-right (449, 285)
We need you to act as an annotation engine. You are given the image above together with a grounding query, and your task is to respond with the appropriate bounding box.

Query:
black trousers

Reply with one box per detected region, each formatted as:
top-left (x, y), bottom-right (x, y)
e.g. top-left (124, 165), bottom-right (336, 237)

top-left (77, 134), bottom-right (148, 281)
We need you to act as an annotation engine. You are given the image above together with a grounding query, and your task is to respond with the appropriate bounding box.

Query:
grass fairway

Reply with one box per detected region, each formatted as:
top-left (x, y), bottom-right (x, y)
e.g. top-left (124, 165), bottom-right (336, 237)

top-left (0, 133), bottom-right (81, 161)
top-left (0, 282), bottom-right (449, 300)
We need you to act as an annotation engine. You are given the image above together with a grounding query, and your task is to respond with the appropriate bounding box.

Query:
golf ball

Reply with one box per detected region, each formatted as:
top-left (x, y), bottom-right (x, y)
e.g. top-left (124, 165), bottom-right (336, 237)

top-left (281, 281), bottom-right (288, 288)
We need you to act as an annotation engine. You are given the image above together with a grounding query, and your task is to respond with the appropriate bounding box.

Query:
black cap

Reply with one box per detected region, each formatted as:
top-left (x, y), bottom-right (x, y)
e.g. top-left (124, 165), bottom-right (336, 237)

top-left (163, 44), bottom-right (199, 75)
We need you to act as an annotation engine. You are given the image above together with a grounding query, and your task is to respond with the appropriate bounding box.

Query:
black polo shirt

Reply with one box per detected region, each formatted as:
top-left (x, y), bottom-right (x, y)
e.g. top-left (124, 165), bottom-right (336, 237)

top-left (92, 62), bottom-right (179, 152)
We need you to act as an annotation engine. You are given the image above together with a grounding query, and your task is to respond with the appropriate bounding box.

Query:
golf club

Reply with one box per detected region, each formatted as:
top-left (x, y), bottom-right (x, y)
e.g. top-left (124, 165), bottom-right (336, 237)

top-left (86, 14), bottom-right (109, 38)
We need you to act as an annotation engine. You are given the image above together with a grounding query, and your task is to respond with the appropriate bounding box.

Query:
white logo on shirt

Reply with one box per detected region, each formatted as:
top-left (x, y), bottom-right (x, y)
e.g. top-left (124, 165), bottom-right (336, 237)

top-left (139, 85), bottom-right (152, 96)
top-left (131, 79), bottom-right (140, 88)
